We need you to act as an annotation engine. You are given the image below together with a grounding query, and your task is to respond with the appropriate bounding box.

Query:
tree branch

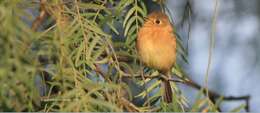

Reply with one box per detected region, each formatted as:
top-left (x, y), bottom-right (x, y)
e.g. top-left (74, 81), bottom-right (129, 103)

top-left (122, 73), bottom-right (250, 111)
top-left (168, 77), bottom-right (250, 112)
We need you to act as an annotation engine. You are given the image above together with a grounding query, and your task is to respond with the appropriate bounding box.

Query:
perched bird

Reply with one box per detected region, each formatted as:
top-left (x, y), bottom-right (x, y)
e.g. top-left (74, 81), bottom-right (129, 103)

top-left (137, 11), bottom-right (176, 103)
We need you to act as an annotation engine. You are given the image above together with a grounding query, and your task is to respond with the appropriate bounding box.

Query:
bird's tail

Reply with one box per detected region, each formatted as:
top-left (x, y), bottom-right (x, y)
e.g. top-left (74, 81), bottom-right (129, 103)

top-left (162, 79), bottom-right (173, 103)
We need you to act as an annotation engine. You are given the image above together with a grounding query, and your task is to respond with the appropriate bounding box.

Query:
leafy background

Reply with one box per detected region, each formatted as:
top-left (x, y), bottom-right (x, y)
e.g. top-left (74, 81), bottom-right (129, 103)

top-left (0, 0), bottom-right (253, 112)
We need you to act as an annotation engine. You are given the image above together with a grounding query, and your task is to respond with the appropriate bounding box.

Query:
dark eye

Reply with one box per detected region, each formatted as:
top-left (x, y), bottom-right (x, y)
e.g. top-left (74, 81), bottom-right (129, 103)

top-left (155, 19), bottom-right (161, 24)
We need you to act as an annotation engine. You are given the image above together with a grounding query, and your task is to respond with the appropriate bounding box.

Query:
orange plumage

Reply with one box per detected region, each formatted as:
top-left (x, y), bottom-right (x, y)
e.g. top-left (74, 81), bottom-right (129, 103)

top-left (137, 11), bottom-right (176, 103)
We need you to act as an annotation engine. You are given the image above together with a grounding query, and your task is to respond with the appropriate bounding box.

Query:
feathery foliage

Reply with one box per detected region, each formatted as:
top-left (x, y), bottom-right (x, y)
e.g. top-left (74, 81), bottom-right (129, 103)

top-left (0, 0), bottom-right (247, 112)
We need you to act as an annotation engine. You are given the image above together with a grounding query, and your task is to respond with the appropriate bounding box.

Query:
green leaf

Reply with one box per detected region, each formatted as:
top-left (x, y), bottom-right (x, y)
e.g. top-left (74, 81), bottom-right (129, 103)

top-left (135, 80), bottom-right (161, 98)
top-left (125, 33), bottom-right (137, 46)
top-left (135, 5), bottom-right (146, 17)
top-left (124, 16), bottom-right (138, 37)
top-left (107, 22), bottom-right (119, 35)
top-left (139, 1), bottom-right (147, 16)
top-left (123, 6), bottom-right (136, 28)
top-left (75, 40), bottom-right (85, 67)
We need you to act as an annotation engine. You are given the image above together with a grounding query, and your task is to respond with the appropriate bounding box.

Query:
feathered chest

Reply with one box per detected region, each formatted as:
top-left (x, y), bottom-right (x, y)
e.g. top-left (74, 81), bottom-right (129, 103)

top-left (137, 27), bottom-right (175, 50)
top-left (136, 27), bottom-right (176, 72)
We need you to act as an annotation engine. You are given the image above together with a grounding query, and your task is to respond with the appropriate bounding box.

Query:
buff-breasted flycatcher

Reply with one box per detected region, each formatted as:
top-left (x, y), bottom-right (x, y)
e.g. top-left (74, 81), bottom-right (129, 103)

top-left (137, 11), bottom-right (176, 103)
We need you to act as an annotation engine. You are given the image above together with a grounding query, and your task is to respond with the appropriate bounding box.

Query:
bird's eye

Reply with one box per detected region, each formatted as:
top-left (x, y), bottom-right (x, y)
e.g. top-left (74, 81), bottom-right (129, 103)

top-left (154, 19), bottom-right (161, 24)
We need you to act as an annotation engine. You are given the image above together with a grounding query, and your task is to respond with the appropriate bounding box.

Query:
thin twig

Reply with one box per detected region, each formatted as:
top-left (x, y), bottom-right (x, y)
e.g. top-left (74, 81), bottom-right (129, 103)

top-left (32, 0), bottom-right (48, 31)
top-left (122, 74), bottom-right (159, 79)
top-left (119, 97), bottom-right (140, 112)
top-left (204, 0), bottom-right (219, 109)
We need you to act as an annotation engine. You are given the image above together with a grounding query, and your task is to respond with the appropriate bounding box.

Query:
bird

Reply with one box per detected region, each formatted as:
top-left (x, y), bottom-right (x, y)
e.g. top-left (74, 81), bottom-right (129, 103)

top-left (136, 11), bottom-right (176, 103)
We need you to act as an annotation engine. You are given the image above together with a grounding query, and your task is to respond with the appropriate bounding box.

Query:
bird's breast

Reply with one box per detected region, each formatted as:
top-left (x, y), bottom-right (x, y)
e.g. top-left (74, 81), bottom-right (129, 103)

top-left (137, 27), bottom-right (176, 72)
